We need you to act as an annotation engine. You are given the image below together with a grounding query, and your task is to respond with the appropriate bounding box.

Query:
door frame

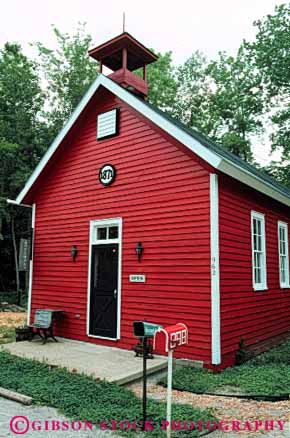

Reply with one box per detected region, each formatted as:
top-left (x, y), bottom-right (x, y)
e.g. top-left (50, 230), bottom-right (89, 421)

top-left (86, 217), bottom-right (122, 340)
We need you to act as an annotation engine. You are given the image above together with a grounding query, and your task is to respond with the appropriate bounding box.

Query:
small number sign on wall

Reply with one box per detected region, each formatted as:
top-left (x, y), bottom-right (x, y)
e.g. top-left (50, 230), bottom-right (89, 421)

top-left (99, 164), bottom-right (116, 186)
top-left (129, 274), bottom-right (146, 283)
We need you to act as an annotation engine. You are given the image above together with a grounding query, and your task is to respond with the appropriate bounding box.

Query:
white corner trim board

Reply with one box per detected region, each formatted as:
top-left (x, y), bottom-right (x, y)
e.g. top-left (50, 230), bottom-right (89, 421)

top-left (210, 174), bottom-right (221, 365)
top-left (27, 203), bottom-right (36, 325)
top-left (16, 74), bottom-right (290, 208)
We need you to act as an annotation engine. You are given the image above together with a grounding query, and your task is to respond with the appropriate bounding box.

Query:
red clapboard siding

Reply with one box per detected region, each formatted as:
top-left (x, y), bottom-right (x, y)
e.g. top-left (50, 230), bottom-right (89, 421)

top-left (219, 173), bottom-right (290, 364)
top-left (30, 88), bottom-right (212, 363)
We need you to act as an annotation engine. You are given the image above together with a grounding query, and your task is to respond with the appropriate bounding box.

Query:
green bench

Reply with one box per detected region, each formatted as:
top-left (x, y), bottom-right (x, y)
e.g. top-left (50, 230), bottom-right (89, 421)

top-left (29, 309), bottom-right (64, 344)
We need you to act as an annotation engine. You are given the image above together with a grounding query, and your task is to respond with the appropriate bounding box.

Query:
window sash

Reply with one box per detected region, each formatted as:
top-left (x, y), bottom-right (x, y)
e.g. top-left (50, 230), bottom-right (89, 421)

top-left (251, 212), bottom-right (267, 290)
top-left (278, 222), bottom-right (289, 287)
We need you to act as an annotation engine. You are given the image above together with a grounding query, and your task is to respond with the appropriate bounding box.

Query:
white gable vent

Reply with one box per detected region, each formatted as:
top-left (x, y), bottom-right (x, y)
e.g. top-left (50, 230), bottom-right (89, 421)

top-left (97, 108), bottom-right (119, 140)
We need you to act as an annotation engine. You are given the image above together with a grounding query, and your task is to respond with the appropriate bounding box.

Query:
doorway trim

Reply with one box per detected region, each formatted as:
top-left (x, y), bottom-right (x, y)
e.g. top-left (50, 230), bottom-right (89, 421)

top-left (86, 217), bottom-right (122, 340)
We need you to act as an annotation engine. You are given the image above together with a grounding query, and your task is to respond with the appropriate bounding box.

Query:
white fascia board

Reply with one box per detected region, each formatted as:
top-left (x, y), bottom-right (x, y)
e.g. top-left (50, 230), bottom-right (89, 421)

top-left (16, 74), bottom-right (290, 209)
top-left (218, 159), bottom-right (290, 208)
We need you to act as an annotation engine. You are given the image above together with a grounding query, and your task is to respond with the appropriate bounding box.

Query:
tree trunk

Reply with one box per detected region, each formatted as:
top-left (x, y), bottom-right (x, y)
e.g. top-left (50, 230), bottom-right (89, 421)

top-left (11, 216), bottom-right (20, 305)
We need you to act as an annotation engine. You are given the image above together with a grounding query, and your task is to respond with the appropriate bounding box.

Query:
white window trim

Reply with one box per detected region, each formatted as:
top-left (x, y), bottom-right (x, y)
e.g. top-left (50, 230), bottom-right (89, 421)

top-left (278, 221), bottom-right (290, 288)
top-left (251, 211), bottom-right (267, 291)
top-left (86, 217), bottom-right (122, 341)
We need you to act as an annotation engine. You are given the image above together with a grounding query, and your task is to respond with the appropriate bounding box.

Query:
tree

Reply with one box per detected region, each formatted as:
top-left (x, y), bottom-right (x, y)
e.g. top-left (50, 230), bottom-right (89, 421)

top-left (146, 51), bottom-right (177, 113)
top-left (205, 46), bottom-right (264, 162)
top-left (35, 24), bottom-right (98, 136)
top-left (173, 51), bottom-right (214, 135)
top-left (0, 141), bottom-right (31, 299)
top-left (0, 43), bottom-right (45, 167)
top-left (173, 48), bottom-right (264, 162)
top-left (0, 43), bottom-right (43, 296)
top-left (249, 3), bottom-right (290, 156)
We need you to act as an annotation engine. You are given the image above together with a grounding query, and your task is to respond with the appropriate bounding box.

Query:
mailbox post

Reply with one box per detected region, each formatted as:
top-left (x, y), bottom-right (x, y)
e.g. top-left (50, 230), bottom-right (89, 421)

top-left (133, 321), bottom-right (162, 429)
top-left (153, 323), bottom-right (188, 438)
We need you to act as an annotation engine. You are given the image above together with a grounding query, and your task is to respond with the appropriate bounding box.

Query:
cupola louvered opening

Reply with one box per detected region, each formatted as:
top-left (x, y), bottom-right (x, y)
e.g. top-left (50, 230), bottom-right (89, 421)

top-left (97, 108), bottom-right (119, 140)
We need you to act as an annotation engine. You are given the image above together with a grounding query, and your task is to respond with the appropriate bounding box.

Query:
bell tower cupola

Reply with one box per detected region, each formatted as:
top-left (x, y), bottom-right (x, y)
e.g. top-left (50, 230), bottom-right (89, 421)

top-left (89, 32), bottom-right (158, 99)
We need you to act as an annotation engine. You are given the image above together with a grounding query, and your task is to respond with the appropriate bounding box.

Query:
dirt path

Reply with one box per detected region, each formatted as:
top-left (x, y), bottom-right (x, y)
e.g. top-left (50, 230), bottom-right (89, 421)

top-left (128, 381), bottom-right (290, 437)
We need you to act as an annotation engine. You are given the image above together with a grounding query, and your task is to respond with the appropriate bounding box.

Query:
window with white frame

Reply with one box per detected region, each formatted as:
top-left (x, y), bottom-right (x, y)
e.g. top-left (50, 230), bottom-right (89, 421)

top-left (251, 211), bottom-right (267, 290)
top-left (278, 221), bottom-right (289, 287)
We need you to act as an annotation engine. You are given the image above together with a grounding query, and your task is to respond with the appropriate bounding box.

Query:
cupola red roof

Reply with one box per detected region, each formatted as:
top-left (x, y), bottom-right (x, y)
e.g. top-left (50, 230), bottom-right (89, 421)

top-left (88, 32), bottom-right (158, 98)
top-left (88, 32), bottom-right (158, 71)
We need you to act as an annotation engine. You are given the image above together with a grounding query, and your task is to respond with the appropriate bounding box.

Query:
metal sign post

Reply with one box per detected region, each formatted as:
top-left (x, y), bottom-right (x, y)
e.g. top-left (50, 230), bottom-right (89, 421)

top-left (142, 336), bottom-right (147, 429)
top-left (133, 321), bottom-right (163, 430)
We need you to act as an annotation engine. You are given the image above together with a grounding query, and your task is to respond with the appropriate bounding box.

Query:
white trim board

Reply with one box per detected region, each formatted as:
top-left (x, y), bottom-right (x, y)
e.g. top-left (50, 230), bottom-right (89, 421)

top-left (210, 174), bottom-right (221, 365)
top-left (86, 217), bottom-right (122, 341)
top-left (14, 74), bottom-right (290, 209)
top-left (27, 203), bottom-right (36, 325)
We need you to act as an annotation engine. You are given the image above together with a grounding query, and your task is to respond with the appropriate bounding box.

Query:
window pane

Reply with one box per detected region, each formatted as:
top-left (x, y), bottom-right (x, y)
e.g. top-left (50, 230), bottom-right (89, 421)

top-left (253, 219), bottom-right (257, 235)
top-left (109, 226), bottom-right (118, 239)
top-left (97, 227), bottom-right (107, 240)
top-left (281, 240), bottom-right (286, 255)
top-left (255, 267), bottom-right (261, 284)
top-left (254, 234), bottom-right (258, 251)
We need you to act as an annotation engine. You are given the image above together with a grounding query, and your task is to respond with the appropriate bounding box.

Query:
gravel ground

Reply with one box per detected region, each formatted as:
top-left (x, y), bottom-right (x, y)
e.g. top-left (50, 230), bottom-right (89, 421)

top-left (128, 379), bottom-right (290, 437)
top-left (0, 397), bottom-right (114, 438)
top-left (0, 312), bottom-right (26, 327)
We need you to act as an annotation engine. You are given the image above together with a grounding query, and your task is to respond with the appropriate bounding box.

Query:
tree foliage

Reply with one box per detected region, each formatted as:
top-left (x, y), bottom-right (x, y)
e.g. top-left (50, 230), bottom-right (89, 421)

top-left (0, 43), bottom-right (45, 166)
top-left (206, 47), bottom-right (264, 162)
top-left (147, 51), bottom-right (177, 113)
top-left (0, 44), bottom-right (43, 294)
top-left (249, 3), bottom-right (290, 156)
top-left (173, 51), bottom-right (213, 134)
top-left (35, 24), bottom-right (98, 135)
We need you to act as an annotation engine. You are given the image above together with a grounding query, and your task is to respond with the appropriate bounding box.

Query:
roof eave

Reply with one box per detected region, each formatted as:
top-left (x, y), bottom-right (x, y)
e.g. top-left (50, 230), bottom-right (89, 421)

top-left (217, 159), bottom-right (290, 208)
top-left (16, 73), bottom-right (290, 210)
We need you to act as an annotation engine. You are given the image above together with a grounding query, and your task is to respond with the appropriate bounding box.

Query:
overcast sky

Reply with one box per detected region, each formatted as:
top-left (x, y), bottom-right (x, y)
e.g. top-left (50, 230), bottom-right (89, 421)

top-left (0, 0), bottom-right (284, 163)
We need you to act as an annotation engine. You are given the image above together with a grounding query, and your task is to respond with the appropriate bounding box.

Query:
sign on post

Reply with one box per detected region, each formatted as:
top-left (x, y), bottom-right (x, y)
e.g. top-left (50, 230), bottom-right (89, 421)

top-left (19, 238), bottom-right (30, 271)
top-left (153, 323), bottom-right (188, 438)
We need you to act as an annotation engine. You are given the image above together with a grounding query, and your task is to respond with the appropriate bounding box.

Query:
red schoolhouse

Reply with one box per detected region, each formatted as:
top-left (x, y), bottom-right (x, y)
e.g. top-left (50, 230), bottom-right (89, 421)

top-left (13, 32), bottom-right (290, 369)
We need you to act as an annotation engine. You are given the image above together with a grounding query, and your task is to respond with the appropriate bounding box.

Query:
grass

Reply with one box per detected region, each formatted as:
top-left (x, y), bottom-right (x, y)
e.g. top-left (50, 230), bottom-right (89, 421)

top-left (0, 351), bottom-right (216, 437)
top-left (0, 326), bottom-right (15, 344)
top-left (158, 338), bottom-right (290, 396)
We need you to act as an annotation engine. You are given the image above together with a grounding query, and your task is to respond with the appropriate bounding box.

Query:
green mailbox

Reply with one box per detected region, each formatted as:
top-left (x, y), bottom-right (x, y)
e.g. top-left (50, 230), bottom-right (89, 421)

top-left (133, 321), bottom-right (162, 338)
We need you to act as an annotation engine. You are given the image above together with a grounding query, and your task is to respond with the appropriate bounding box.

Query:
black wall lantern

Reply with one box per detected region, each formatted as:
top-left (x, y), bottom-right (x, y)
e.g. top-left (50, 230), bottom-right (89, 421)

top-left (135, 242), bottom-right (144, 262)
top-left (71, 245), bottom-right (78, 261)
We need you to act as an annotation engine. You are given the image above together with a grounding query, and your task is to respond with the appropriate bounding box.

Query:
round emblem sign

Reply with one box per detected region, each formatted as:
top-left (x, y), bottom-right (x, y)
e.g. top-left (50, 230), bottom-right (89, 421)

top-left (99, 164), bottom-right (116, 186)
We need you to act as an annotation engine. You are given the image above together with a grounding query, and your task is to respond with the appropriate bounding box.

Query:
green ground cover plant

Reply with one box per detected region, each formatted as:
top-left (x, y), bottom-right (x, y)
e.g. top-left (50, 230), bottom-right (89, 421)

top-left (158, 338), bottom-right (290, 396)
top-left (0, 351), bottom-right (216, 437)
top-left (0, 326), bottom-right (15, 344)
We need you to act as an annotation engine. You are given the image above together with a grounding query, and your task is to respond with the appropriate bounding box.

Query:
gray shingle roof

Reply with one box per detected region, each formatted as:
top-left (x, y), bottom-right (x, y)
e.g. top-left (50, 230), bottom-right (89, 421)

top-left (140, 98), bottom-right (290, 199)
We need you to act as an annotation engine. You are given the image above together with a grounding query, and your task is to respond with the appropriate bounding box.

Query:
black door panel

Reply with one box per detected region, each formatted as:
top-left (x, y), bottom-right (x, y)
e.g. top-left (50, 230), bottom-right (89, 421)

top-left (89, 244), bottom-right (118, 338)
